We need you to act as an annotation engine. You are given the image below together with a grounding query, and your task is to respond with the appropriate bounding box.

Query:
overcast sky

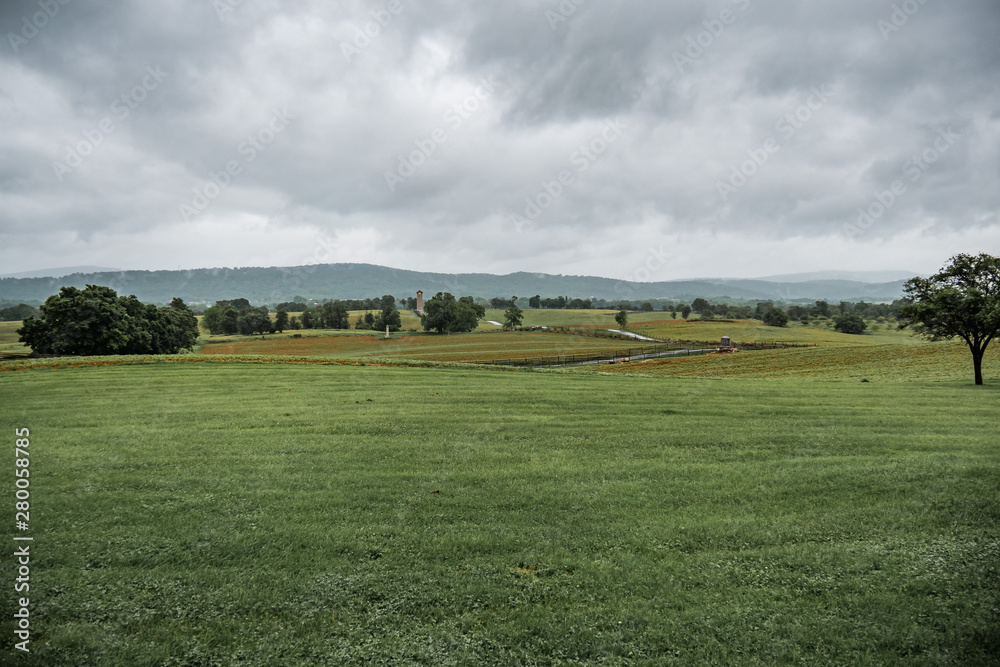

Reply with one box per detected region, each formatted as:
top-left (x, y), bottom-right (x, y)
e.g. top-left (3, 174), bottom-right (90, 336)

top-left (1, 0), bottom-right (998, 281)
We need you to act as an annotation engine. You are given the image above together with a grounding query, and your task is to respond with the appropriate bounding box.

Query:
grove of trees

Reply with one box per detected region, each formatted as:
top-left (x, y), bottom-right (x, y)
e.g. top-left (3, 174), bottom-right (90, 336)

top-left (691, 298), bottom-right (711, 314)
top-left (421, 292), bottom-right (485, 333)
top-left (202, 299), bottom-right (273, 335)
top-left (523, 295), bottom-right (592, 309)
top-left (490, 296), bottom-right (518, 310)
top-left (17, 285), bottom-right (199, 356)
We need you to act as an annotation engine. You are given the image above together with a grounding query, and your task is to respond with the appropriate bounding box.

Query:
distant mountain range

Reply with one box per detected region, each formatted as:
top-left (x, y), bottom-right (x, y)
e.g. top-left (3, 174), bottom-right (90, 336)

top-left (751, 270), bottom-right (919, 283)
top-left (0, 266), bottom-right (123, 279)
top-left (0, 264), bottom-right (917, 305)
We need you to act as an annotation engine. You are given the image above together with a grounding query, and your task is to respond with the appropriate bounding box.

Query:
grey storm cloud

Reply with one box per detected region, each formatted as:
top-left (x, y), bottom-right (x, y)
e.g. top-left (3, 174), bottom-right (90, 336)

top-left (0, 0), bottom-right (998, 279)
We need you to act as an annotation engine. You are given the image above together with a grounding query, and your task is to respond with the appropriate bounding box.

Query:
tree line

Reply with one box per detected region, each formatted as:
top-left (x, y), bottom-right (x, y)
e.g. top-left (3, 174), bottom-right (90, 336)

top-left (0, 304), bottom-right (39, 321)
top-left (273, 295), bottom-right (420, 313)
top-left (201, 295), bottom-right (404, 335)
top-left (208, 292), bottom-right (491, 335)
top-left (206, 292), bottom-right (502, 334)
top-left (493, 294), bottom-right (909, 320)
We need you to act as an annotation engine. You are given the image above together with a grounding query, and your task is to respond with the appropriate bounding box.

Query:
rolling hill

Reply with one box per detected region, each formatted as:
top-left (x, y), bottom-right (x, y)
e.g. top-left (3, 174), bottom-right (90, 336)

top-left (0, 263), bottom-right (912, 305)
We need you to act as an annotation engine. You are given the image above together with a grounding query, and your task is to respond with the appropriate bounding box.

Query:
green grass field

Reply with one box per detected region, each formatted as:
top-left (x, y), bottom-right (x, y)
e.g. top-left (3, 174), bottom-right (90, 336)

top-left (2, 362), bottom-right (998, 664)
top-left (0, 321), bottom-right (29, 358)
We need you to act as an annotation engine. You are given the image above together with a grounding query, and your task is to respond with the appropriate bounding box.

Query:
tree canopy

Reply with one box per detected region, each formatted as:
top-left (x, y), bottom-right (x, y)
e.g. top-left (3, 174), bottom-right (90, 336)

top-left (833, 314), bottom-right (866, 335)
top-left (421, 292), bottom-right (484, 333)
top-left (899, 253), bottom-right (1000, 385)
top-left (202, 301), bottom-right (273, 335)
top-left (762, 307), bottom-right (788, 327)
top-left (17, 285), bottom-right (199, 356)
top-left (374, 303), bottom-right (402, 332)
top-left (503, 305), bottom-right (524, 330)
top-left (319, 301), bottom-right (350, 329)
top-left (274, 309), bottom-right (289, 332)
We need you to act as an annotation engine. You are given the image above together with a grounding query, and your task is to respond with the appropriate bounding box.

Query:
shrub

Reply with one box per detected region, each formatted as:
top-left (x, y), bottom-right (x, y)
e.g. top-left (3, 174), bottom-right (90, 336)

top-left (834, 314), bottom-right (867, 335)
top-left (762, 307), bottom-right (788, 327)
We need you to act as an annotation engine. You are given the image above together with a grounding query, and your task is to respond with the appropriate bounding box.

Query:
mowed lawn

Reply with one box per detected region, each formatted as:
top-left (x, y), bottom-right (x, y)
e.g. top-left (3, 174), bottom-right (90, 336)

top-left (2, 362), bottom-right (998, 665)
top-left (201, 331), bottom-right (653, 363)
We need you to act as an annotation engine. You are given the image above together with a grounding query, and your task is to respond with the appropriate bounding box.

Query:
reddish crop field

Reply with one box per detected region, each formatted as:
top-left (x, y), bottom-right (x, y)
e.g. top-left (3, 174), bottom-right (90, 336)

top-left (201, 332), bottom-right (648, 363)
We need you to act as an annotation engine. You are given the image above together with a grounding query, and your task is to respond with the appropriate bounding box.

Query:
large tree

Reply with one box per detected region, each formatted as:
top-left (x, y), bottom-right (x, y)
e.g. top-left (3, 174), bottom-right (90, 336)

top-left (203, 299), bottom-right (277, 335)
top-left (421, 292), bottom-right (484, 333)
top-left (833, 314), bottom-right (866, 335)
top-left (503, 305), bottom-right (524, 330)
top-left (274, 309), bottom-right (289, 333)
top-left (379, 294), bottom-right (397, 311)
top-left (899, 253), bottom-right (1000, 385)
top-left (319, 301), bottom-right (350, 329)
top-left (374, 304), bottom-right (402, 332)
top-left (202, 302), bottom-right (239, 335)
top-left (144, 297), bottom-right (199, 353)
top-left (17, 285), bottom-right (199, 356)
top-left (17, 285), bottom-right (132, 355)
top-left (762, 307), bottom-right (788, 327)
top-left (237, 306), bottom-right (273, 335)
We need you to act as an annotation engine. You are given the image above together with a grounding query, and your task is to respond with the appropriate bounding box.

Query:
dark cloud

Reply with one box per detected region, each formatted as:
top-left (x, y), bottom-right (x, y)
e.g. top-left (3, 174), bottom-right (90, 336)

top-left (0, 0), bottom-right (997, 279)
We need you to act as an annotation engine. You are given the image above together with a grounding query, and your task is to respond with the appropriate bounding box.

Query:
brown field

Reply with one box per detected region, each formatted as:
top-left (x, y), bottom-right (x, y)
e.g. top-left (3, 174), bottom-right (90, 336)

top-left (626, 318), bottom-right (917, 346)
top-left (589, 339), bottom-right (1000, 382)
top-left (201, 331), bottom-right (659, 363)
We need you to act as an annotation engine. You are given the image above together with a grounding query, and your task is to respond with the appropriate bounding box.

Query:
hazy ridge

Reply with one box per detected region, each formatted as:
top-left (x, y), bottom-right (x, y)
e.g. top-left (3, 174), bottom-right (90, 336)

top-left (0, 263), bottom-right (913, 305)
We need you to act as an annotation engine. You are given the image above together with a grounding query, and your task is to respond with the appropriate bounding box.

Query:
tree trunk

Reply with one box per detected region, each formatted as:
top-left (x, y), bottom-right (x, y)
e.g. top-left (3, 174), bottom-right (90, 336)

top-left (972, 346), bottom-right (984, 385)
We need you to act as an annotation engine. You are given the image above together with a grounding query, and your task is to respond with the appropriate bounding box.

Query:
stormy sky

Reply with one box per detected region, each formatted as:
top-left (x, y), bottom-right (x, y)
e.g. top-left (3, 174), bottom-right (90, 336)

top-left (1, 0), bottom-right (998, 281)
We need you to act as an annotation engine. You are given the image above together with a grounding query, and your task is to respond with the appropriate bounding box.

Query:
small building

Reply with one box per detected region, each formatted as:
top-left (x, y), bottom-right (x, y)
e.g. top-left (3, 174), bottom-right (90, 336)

top-left (416, 290), bottom-right (423, 315)
top-left (721, 336), bottom-right (731, 347)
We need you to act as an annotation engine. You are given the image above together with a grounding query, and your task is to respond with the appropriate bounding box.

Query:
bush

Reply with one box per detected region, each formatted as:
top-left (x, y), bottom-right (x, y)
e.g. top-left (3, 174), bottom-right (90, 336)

top-left (834, 314), bottom-right (867, 334)
top-left (762, 307), bottom-right (788, 327)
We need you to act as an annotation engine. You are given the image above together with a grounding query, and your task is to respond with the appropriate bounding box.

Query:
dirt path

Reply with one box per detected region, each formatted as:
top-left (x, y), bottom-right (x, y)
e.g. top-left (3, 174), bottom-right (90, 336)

top-left (606, 329), bottom-right (660, 341)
